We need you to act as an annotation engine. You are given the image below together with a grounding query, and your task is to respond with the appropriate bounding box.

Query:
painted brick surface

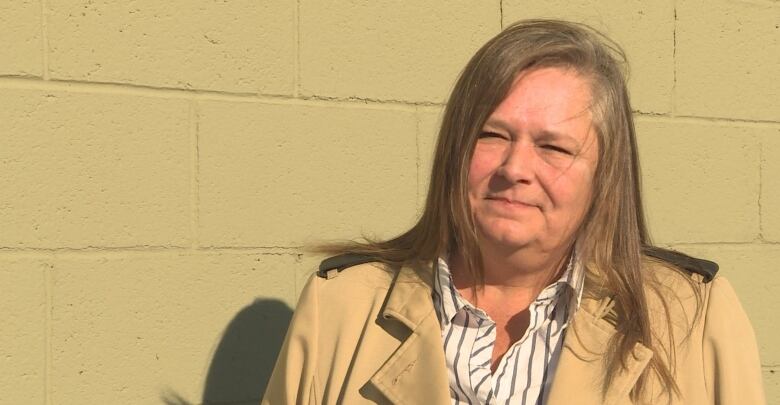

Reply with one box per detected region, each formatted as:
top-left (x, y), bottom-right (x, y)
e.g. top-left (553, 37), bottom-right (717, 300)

top-left (0, 0), bottom-right (41, 77)
top-left (502, 0), bottom-right (674, 114)
top-left (0, 258), bottom-right (46, 405)
top-left (671, 244), bottom-right (780, 366)
top-left (416, 106), bottom-right (444, 211)
top-left (1, 2), bottom-right (778, 404)
top-left (199, 101), bottom-right (419, 247)
top-left (299, 0), bottom-right (500, 102)
top-left (49, 252), bottom-right (297, 405)
top-left (636, 118), bottom-right (761, 244)
top-left (762, 131), bottom-right (780, 242)
top-left (676, 0), bottom-right (780, 121)
top-left (294, 253), bottom-right (326, 300)
top-left (766, 368), bottom-right (779, 404)
top-left (47, 0), bottom-right (295, 94)
top-left (0, 89), bottom-right (190, 248)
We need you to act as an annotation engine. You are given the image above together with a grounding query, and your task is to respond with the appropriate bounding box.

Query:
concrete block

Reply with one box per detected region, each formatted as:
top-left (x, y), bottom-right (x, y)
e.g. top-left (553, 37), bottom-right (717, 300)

top-left (299, 0), bottom-right (500, 102)
top-left (47, 0), bottom-right (295, 95)
top-left (0, 89), bottom-right (190, 248)
top-left (502, 0), bottom-right (674, 114)
top-left (762, 132), bottom-right (780, 241)
top-left (0, 258), bottom-right (46, 405)
top-left (198, 101), bottom-right (419, 247)
top-left (294, 253), bottom-right (324, 300)
top-left (676, 0), bottom-right (779, 121)
top-left (636, 119), bottom-right (761, 243)
top-left (49, 252), bottom-right (298, 404)
top-left (766, 368), bottom-right (779, 405)
top-left (669, 244), bottom-right (780, 366)
top-left (416, 106), bottom-right (444, 211)
top-left (0, 0), bottom-right (42, 76)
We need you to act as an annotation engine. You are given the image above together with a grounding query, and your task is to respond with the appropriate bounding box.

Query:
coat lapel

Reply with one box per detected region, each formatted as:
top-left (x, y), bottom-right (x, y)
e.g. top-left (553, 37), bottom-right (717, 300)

top-left (545, 297), bottom-right (653, 405)
top-left (366, 263), bottom-right (654, 405)
top-left (368, 262), bottom-right (451, 405)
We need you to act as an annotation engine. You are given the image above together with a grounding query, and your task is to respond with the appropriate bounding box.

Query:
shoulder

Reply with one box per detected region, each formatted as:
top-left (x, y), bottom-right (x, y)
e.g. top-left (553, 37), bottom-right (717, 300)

top-left (639, 249), bottom-right (719, 334)
top-left (317, 253), bottom-right (389, 279)
top-left (640, 249), bottom-right (748, 317)
top-left (301, 253), bottom-right (397, 302)
top-left (642, 247), bottom-right (718, 284)
top-left (638, 249), bottom-right (756, 351)
top-left (640, 248), bottom-right (719, 302)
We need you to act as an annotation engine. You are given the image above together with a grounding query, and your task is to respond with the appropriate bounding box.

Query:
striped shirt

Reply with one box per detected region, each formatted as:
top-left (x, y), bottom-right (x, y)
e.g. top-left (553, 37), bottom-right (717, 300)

top-left (431, 254), bottom-right (585, 405)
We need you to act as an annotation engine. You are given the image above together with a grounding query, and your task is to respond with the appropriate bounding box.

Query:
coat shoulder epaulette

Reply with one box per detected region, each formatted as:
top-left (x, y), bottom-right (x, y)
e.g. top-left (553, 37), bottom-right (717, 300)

top-left (643, 247), bottom-right (719, 282)
top-left (317, 253), bottom-right (381, 279)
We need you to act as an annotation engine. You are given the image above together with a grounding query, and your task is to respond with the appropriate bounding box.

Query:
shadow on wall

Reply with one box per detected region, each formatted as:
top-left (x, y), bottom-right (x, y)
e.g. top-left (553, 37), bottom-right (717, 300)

top-left (162, 298), bottom-right (293, 405)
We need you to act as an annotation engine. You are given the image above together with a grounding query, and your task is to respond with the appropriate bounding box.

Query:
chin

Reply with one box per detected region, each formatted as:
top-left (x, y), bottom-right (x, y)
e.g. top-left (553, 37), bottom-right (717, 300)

top-left (491, 235), bottom-right (536, 251)
top-left (476, 222), bottom-right (537, 251)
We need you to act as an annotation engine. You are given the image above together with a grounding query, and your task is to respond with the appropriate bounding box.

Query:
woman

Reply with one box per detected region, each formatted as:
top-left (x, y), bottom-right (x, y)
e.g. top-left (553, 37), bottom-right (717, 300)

top-left (262, 19), bottom-right (765, 404)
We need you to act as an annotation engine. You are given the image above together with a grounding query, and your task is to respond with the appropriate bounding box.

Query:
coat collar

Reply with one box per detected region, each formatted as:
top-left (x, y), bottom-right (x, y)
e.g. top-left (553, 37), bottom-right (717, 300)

top-left (379, 261), bottom-right (437, 330)
top-left (369, 262), bottom-right (451, 404)
top-left (369, 261), bottom-right (653, 405)
top-left (545, 295), bottom-right (654, 405)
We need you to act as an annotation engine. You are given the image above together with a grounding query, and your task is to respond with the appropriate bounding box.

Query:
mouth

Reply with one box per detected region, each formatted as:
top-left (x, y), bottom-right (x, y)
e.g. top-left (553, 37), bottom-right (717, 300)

top-left (485, 196), bottom-right (537, 208)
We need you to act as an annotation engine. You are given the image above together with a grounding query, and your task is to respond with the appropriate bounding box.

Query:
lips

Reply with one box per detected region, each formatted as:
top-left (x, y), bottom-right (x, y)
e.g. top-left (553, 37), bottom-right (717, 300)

top-left (485, 196), bottom-right (537, 208)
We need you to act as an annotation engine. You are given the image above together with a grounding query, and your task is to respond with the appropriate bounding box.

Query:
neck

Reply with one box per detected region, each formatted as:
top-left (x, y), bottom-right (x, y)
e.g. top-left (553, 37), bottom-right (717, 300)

top-left (451, 242), bottom-right (572, 295)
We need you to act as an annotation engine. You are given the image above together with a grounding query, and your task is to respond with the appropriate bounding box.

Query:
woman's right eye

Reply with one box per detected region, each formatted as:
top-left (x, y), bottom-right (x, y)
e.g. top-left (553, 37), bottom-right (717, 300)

top-left (478, 131), bottom-right (505, 139)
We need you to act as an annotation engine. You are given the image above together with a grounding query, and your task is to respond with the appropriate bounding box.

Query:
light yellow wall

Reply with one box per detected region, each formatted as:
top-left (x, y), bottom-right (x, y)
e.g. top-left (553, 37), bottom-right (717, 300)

top-left (1, 1), bottom-right (777, 403)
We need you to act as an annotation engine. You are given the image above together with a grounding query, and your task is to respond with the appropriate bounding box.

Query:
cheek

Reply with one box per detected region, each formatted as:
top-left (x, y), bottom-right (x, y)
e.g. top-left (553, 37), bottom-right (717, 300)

top-left (571, 171), bottom-right (596, 217)
top-left (467, 150), bottom-right (499, 192)
top-left (543, 165), bottom-right (595, 213)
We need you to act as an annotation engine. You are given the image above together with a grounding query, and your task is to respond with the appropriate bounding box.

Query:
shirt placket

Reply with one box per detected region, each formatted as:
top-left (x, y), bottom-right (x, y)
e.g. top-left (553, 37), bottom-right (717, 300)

top-left (489, 289), bottom-right (561, 402)
top-left (433, 255), bottom-right (583, 405)
top-left (464, 307), bottom-right (494, 404)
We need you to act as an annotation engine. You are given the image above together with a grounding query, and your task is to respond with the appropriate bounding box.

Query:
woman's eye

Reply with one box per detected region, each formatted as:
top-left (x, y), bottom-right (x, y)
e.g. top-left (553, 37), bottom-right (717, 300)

top-left (478, 131), bottom-right (506, 140)
top-left (541, 144), bottom-right (571, 155)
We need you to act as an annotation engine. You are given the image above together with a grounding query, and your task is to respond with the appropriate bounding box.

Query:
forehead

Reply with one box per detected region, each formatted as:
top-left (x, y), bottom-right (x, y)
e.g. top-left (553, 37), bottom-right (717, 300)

top-left (488, 67), bottom-right (593, 130)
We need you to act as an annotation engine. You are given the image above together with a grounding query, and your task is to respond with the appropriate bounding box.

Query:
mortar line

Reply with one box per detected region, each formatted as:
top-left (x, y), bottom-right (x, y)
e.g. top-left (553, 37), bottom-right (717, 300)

top-left (758, 140), bottom-right (764, 241)
top-left (671, 0), bottom-right (677, 116)
top-left (415, 106), bottom-right (421, 209)
top-left (0, 245), bottom-right (304, 252)
top-left (673, 115), bottom-right (780, 126)
top-left (199, 246), bottom-right (305, 252)
top-left (294, 0), bottom-right (301, 97)
top-left (40, 0), bottom-right (50, 80)
top-left (0, 77), bottom-right (434, 110)
top-left (0, 246), bottom-right (193, 253)
top-left (300, 94), bottom-right (439, 108)
top-left (634, 113), bottom-right (780, 128)
top-left (499, 0), bottom-right (504, 29)
top-left (190, 101), bottom-right (200, 250)
top-left (0, 247), bottom-right (304, 260)
top-left (44, 263), bottom-right (52, 405)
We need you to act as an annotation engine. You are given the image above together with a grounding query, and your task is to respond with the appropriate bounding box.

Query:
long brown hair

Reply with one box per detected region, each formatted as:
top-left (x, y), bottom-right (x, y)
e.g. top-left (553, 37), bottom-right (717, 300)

top-left (316, 19), bottom-right (699, 400)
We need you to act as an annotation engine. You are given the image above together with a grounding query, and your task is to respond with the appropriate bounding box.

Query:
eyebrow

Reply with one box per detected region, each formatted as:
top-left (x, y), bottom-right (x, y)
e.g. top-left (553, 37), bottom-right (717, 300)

top-left (482, 118), bottom-right (512, 132)
top-left (536, 130), bottom-right (579, 145)
top-left (483, 118), bottom-right (581, 146)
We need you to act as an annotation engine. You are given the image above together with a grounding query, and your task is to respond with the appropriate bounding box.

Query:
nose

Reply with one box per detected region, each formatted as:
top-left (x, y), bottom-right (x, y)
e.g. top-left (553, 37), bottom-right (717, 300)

top-left (496, 141), bottom-right (534, 184)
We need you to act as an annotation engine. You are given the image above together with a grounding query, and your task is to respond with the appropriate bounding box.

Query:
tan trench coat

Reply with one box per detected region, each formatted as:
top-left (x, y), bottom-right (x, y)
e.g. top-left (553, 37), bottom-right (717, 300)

top-left (261, 259), bottom-right (765, 405)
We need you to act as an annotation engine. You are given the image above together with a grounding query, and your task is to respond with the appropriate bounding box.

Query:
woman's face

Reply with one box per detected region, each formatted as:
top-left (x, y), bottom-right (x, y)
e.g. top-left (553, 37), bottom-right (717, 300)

top-left (468, 67), bottom-right (599, 254)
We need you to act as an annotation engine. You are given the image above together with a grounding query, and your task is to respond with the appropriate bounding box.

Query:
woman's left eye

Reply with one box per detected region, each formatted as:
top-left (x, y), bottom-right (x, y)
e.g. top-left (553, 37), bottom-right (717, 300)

top-left (541, 144), bottom-right (571, 155)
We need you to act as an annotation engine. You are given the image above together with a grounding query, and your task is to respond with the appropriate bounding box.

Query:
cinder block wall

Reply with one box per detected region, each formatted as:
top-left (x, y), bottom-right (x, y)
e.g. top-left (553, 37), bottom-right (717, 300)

top-left (1, 1), bottom-right (777, 403)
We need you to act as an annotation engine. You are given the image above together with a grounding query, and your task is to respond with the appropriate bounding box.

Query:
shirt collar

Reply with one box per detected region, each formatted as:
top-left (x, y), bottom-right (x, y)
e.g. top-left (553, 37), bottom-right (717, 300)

top-left (432, 251), bottom-right (585, 327)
